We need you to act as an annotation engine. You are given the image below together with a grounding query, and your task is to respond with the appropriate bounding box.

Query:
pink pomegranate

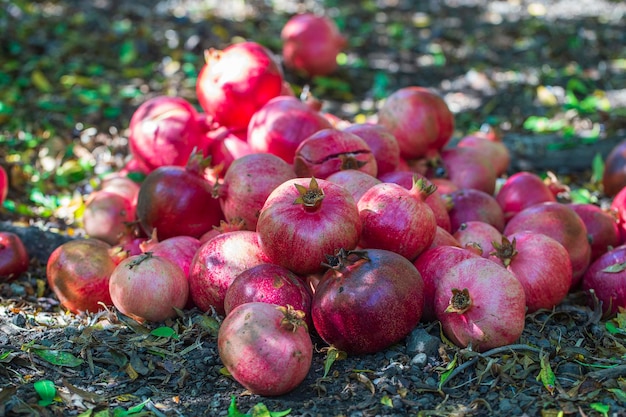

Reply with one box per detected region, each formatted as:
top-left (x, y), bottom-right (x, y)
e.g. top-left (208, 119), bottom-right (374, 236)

top-left (429, 226), bottom-right (461, 249)
top-left (256, 177), bottom-right (362, 275)
top-left (0, 232), bottom-right (29, 282)
top-left (435, 147), bottom-right (498, 195)
top-left (0, 165), bottom-right (8, 205)
top-left (312, 248), bottom-right (424, 354)
top-left (326, 169), bottom-right (381, 203)
top-left (343, 123), bottom-right (401, 177)
top-left (196, 41), bottom-right (284, 131)
top-left (204, 126), bottom-right (252, 177)
top-left (447, 188), bottom-right (505, 233)
top-left (377, 86), bottom-right (454, 160)
top-left (128, 96), bottom-right (207, 173)
top-left (496, 171), bottom-right (557, 222)
top-left (453, 221), bottom-right (502, 258)
top-left (281, 13), bottom-right (346, 77)
top-left (457, 132), bottom-right (510, 176)
top-left (293, 128), bottom-right (378, 179)
top-left (247, 96), bottom-right (332, 164)
top-left (218, 153), bottom-right (296, 231)
top-left (570, 203), bottom-right (620, 262)
top-left (602, 139), bottom-right (626, 197)
top-left (83, 190), bottom-right (136, 245)
top-left (582, 245), bottom-right (626, 316)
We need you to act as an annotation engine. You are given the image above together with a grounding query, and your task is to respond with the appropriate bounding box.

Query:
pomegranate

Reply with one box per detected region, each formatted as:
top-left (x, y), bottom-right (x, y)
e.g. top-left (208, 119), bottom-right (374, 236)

top-left (570, 203), bottom-right (620, 262)
top-left (100, 174), bottom-right (140, 208)
top-left (223, 263), bottom-right (313, 328)
top-left (453, 221), bottom-right (502, 258)
top-left (218, 302), bottom-right (313, 396)
top-left (326, 169), bottom-right (381, 203)
top-left (128, 96), bottom-right (207, 173)
top-left (281, 13), bottom-right (346, 77)
top-left (582, 245), bottom-right (626, 316)
top-left (434, 257), bottom-right (526, 351)
top-left (504, 202), bottom-right (591, 287)
top-left (490, 232), bottom-right (572, 313)
top-left (109, 252), bottom-right (188, 323)
top-left (343, 123), bottom-right (401, 177)
top-left (377, 86), bottom-right (454, 160)
top-left (218, 153), bottom-right (296, 231)
top-left (413, 245), bottom-right (481, 322)
top-left (140, 233), bottom-right (201, 279)
top-left (82, 190), bottom-right (136, 245)
top-left (0, 232), bottom-right (29, 282)
top-left (189, 230), bottom-right (271, 315)
top-left (293, 128), bottom-right (378, 179)
top-left (447, 188), bottom-right (505, 233)
top-left (256, 177), bottom-right (362, 275)
top-left (357, 177), bottom-right (437, 261)
top-left (204, 126), bottom-right (252, 176)
top-left (47, 239), bottom-right (124, 314)
top-left (135, 152), bottom-right (223, 240)
top-left (247, 96), bottom-right (333, 164)
top-left (457, 132), bottom-right (510, 176)
top-left (434, 147), bottom-right (498, 195)
top-left (429, 226), bottom-right (461, 249)
top-left (496, 171), bottom-right (557, 222)
top-left (199, 219), bottom-right (247, 244)
top-left (196, 41), bottom-right (283, 131)
top-left (610, 186), bottom-right (626, 244)
top-left (0, 165), bottom-right (7, 205)
top-left (311, 248), bottom-right (424, 355)
top-left (602, 139), bottom-right (626, 197)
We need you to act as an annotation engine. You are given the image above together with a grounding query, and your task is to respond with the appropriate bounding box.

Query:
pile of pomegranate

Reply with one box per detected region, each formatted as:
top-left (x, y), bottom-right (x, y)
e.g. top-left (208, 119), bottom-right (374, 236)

top-left (2, 12), bottom-right (624, 397)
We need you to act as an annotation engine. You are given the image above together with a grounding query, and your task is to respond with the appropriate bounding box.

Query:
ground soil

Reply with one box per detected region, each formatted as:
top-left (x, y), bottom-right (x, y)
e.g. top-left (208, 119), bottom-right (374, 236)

top-left (1, 1), bottom-right (626, 416)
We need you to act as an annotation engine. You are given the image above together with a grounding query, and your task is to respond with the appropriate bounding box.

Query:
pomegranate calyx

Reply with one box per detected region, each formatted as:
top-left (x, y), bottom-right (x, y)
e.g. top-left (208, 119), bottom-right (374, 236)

top-left (294, 177), bottom-right (325, 210)
top-left (411, 175), bottom-right (437, 199)
top-left (339, 153), bottom-right (367, 170)
top-left (445, 288), bottom-right (472, 314)
top-left (185, 148), bottom-right (214, 176)
top-left (322, 248), bottom-right (370, 271)
top-left (127, 252), bottom-right (153, 270)
top-left (490, 236), bottom-right (518, 267)
top-left (277, 304), bottom-right (308, 333)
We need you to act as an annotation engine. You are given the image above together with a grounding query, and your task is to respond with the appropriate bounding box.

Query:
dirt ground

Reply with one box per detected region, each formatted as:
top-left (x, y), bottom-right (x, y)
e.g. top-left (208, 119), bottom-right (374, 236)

top-left (1, 0), bottom-right (626, 416)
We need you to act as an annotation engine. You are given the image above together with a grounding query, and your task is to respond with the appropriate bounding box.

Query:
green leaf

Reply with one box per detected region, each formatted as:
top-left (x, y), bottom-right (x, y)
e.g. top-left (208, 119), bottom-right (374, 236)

top-left (536, 353), bottom-right (556, 395)
top-left (250, 403), bottom-right (291, 417)
top-left (602, 262), bottom-right (626, 273)
top-left (590, 402), bottom-right (609, 417)
top-left (608, 388), bottom-right (626, 404)
top-left (322, 346), bottom-right (347, 378)
top-left (31, 70), bottom-right (53, 93)
top-left (113, 398), bottom-right (151, 417)
top-left (227, 396), bottom-right (249, 417)
top-left (32, 348), bottom-right (84, 367)
top-left (150, 326), bottom-right (179, 340)
top-left (591, 152), bottom-right (605, 184)
top-left (34, 380), bottom-right (56, 407)
top-left (438, 353), bottom-right (458, 389)
top-left (119, 40), bottom-right (137, 65)
top-left (381, 395), bottom-right (393, 407)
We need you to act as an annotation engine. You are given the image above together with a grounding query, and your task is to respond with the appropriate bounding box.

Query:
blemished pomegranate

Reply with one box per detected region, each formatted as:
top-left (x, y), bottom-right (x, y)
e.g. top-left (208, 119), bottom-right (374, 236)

top-left (82, 190), bottom-right (136, 245)
top-left (413, 245), bottom-right (481, 323)
top-left (434, 256), bottom-right (526, 352)
top-left (490, 232), bottom-right (572, 313)
top-left (189, 230), bottom-right (271, 316)
top-left (135, 152), bottom-right (223, 240)
top-left (128, 95), bottom-right (207, 173)
top-left (196, 41), bottom-right (284, 131)
top-left (218, 153), bottom-right (296, 231)
top-left (357, 177), bottom-right (437, 261)
top-left (256, 177), bottom-right (362, 275)
top-left (326, 169), bottom-right (381, 203)
top-left (343, 123), bottom-right (401, 177)
top-left (218, 302), bottom-right (313, 396)
top-left (602, 138), bottom-right (626, 197)
top-left (311, 248), bottom-right (424, 355)
top-left (582, 244), bottom-right (626, 317)
top-left (293, 128), bottom-right (378, 179)
top-left (247, 96), bottom-right (333, 164)
top-left (569, 203), bottom-right (620, 262)
top-left (496, 171), bottom-right (557, 222)
top-left (0, 232), bottom-right (29, 282)
top-left (377, 86), bottom-right (454, 160)
top-left (47, 239), bottom-right (124, 314)
top-left (109, 252), bottom-right (188, 323)
top-left (504, 202), bottom-right (591, 287)
top-left (281, 13), bottom-right (346, 77)
top-left (223, 263), bottom-right (313, 328)
top-left (453, 221), bottom-right (502, 258)
top-left (447, 188), bottom-right (505, 233)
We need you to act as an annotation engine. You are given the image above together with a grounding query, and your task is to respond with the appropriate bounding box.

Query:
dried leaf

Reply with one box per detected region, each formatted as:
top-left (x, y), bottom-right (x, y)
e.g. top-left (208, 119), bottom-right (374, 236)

top-left (351, 372), bottom-right (375, 395)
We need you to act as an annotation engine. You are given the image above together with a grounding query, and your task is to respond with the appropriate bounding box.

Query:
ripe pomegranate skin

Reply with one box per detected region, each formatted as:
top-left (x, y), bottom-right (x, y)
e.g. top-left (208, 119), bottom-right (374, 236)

top-left (311, 249), bottom-right (424, 355)
top-left (434, 257), bottom-right (526, 352)
top-left (247, 96), bottom-right (332, 164)
top-left (109, 253), bottom-right (189, 323)
top-left (218, 302), bottom-right (313, 396)
top-left (343, 123), bottom-right (401, 177)
top-left (281, 13), bottom-right (346, 77)
top-left (188, 230), bottom-right (271, 316)
top-left (357, 179), bottom-right (437, 261)
top-left (135, 153), bottom-right (223, 241)
top-left (256, 177), bottom-right (362, 275)
top-left (128, 96), bottom-right (207, 173)
top-left (496, 171), bottom-right (557, 222)
top-left (196, 41), bottom-right (284, 131)
top-left (447, 188), bottom-right (505, 233)
top-left (326, 169), bottom-right (381, 203)
top-left (83, 191), bottom-right (136, 245)
top-left (0, 232), bottom-right (29, 282)
top-left (377, 86), bottom-right (454, 160)
top-left (223, 263), bottom-right (313, 328)
top-left (602, 139), bottom-right (626, 197)
top-left (429, 226), bottom-right (462, 250)
top-left (0, 165), bottom-right (8, 205)
top-left (413, 245), bottom-right (481, 322)
top-left (582, 245), bottom-right (626, 317)
top-left (504, 202), bottom-right (591, 287)
top-left (610, 186), bottom-right (626, 244)
top-left (218, 153), bottom-right (296, 231)
top-left (569, 203), bottom-right (620, 262)
top-left (293, 128), bottom-right (378, 179)
top-left (490, 232), bottom-right (572, 313)
top-left (453, 221), bottom-right (502, 258)
top-left (436, 147), bottom-right (497, 195)
top-left (457, 133), bottom-right (510, 177)
top-left (47, 239), bottom-right (121, 314)
top-left (204, 126), bottom-right (253, 177)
